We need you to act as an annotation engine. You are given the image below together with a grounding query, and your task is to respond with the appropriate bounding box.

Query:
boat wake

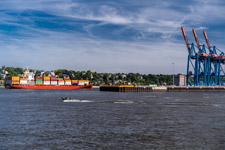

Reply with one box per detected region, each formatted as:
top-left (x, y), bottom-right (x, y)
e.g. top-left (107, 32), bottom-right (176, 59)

top-left (61, 99), bottom-right (135, 104)
top-left (62, 99), bottom-right (92, 103)
top-left (113, 101), bottom-right (134, 104)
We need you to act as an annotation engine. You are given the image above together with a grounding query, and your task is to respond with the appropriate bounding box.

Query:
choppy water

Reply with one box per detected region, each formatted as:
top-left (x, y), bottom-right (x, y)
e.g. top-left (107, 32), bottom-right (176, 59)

top-left (0, 87), bottom-right (225, 149)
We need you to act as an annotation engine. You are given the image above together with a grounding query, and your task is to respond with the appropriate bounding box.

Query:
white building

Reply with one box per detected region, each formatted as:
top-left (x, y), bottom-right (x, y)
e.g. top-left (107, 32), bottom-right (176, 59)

top-left (0, 70), bottom-right (8, 79)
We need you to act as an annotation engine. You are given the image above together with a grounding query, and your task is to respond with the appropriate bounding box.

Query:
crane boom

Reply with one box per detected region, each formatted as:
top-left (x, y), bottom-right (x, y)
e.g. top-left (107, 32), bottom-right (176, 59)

top-left (192, 29), bottom-right (201, 50)
top-left (181, 26), bottom-right (190, 52)
top-left (203, 30), bottom-right (212, 52)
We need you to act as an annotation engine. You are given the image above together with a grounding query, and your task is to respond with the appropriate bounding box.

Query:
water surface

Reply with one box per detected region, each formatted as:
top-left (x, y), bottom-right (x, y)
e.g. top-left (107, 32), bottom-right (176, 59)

top-left (0, 88), bottom-right (225, 149)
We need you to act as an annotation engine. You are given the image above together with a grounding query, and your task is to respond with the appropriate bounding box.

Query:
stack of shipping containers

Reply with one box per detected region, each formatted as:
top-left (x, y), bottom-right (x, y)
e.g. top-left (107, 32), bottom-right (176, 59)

top-left (64, 77), bottom-right (71, 85)
top-left (72, 80), bottom-right (78, 85)
top-left (5, 77), bottom-right (20, 85)
top-left (20, 78), bottom-right (28, 85)
top-left (8, 77), bottom-right (20, 85)
top-left (5, 77), bottom-right (12, 85)
top-left (28, 79), bottom-right (35, 86)
top-left (12, 77), bottom-right (20, 85)
top-left (84, 80), bottom-right (89, 86)
top-left (5, 75), bottom-right (91, 87)
top-left (43, 77), bottom-right (50, 85)
top-left (57, 78), bottom-right (64, 85)
top-left (51, 77), bottom-right (57, 85)
top-left (36, 77), bottom-right (43, 85)
top-left (78, 80), bottom-right (85, 86)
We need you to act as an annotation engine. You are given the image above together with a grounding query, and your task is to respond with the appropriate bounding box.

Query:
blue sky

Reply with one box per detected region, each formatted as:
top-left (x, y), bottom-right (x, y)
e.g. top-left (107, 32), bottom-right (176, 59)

top-left (0, 0), bottom-right (225, 74)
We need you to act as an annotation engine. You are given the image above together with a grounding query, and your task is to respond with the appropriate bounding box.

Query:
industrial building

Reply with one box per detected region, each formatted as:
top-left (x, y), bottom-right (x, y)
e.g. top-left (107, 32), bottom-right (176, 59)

top-left (174, 75), bottom-right (186, 86)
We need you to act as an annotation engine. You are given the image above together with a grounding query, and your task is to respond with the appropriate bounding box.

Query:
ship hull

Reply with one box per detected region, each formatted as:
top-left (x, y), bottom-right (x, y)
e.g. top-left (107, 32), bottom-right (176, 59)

top-left (5, 84), bottom-right (93, 90)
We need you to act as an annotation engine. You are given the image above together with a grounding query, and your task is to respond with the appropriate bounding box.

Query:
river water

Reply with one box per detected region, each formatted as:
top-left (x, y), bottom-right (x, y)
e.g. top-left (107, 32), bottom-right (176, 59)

top-left (0, 88), bottom-right (225, 149)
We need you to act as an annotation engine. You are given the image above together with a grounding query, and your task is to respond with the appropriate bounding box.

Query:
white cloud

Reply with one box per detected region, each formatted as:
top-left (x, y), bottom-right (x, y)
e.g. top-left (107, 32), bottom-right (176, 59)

top-left (0, 29), bottom-right (187, 74)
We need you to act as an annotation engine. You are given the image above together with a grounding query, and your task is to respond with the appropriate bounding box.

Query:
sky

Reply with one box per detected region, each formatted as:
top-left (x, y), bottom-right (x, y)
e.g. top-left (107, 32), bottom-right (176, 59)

top-left (1, 0), bottom-right (225, 74)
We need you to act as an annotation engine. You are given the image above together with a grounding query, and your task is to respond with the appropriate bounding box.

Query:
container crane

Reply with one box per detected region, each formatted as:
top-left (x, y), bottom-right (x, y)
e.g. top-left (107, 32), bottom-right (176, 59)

top-left (181, 26), bottom-right (191, 53)
top-left (192, 29), bottom-right (201, 51)
top-left (192, 28), bottom-right (208, 85)
top-left (203, 30), bottom-right (212, 52)
top-left (181, 26), bottom-right (225, 86)
top-left (203, 30), bottom-right (224, 85)
top-left (181, 26), bottom-right (198, 85)
top-left (203, 30), bottom-right (216, 84)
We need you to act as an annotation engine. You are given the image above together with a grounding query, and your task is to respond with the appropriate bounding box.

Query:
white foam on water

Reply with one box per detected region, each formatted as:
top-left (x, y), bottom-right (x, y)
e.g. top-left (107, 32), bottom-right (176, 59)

top-left (212, 104), bottom-right (220, 107)
top-left (80, 100), bottom-right (92, 103)
top-left (114, 101), bottom-right (134, 104)
top-left (175, 98), bottom-right (181, 101)
top-left (204, 96), bottom-right (210, 99)
top-left (164, 97), bottom-right (171, 99)
top-left (142, 96), bottom-right (156, 98)
top-left (63, 99), bottom-right (92, 103)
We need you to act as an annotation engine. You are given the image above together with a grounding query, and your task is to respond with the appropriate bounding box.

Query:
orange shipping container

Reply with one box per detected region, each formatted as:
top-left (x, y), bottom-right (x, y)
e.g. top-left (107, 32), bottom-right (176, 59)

top-left (12, 76), bottom-right (20, 81)
top-left (12, 82), bottom-right (20, 85)
top-left (20, 78), bottom-right (27, 81)
top-left (36, 83), bottom-right (43, 85)
top-left (65, 80), bottom-right (71, 82)
top-left (12, 80), bottom-right (20, 82)
top-left (72, 80), bottom-right (78, 83)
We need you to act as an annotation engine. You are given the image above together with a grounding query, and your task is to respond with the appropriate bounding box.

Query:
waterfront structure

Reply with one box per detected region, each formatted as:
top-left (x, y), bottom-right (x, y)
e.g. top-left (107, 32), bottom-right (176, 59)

top-left (181, 27), bottom-right (225, 86)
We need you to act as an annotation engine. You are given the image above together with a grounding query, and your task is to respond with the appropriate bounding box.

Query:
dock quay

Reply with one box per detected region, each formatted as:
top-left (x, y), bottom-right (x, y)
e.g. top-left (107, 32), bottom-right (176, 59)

top-left (100, 85), bottom-right (225, 92)
top-left (167, 86), bottom-right (225, 92)
top-left (100, 85), bottom-right (167, 92)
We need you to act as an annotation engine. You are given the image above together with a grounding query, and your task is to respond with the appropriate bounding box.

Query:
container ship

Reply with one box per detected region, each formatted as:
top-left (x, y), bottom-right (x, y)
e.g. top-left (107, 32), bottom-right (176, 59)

top-left (4, 69), bottom-right (93, 90)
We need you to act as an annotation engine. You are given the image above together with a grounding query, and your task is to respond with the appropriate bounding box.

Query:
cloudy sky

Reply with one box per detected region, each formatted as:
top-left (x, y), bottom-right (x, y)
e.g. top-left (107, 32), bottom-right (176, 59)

top-left (0, 0), bottom-right (225, 74)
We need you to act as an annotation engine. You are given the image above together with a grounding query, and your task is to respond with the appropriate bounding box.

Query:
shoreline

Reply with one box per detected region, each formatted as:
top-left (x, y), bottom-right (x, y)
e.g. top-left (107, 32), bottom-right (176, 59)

top-left (100, 86), bottom-right (225, 92)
